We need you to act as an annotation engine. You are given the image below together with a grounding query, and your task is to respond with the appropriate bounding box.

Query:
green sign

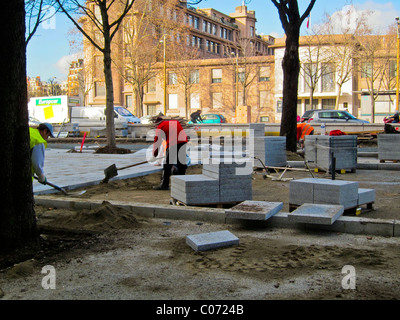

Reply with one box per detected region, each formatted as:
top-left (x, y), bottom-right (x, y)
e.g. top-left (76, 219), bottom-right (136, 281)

top-left (36, 98), bottom-right (62, 106)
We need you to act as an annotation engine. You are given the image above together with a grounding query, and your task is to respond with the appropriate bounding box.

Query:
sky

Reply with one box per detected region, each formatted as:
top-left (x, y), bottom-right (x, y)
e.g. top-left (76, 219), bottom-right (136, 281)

top-left (26, 0), bottom-right (400, 82)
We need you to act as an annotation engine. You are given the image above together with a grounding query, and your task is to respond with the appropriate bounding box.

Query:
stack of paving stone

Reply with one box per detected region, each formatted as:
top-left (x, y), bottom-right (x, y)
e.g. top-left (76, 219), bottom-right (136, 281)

top-left (254, 136), bottom-right (287, 168)
top-left (249, 123), bottom-right (265, 137)
top-left (289, 178), bottom-right (375, 210)
top-left (304, 135), bottom-right (357, 172)
top-left (378, 134), bottom-right (400, 162)
top-left (171, 175), bottom-right (219, 205)
top-left (171, 160), bottom-right (253, 205)
top-left (203, 161), bottom-right (253, 203)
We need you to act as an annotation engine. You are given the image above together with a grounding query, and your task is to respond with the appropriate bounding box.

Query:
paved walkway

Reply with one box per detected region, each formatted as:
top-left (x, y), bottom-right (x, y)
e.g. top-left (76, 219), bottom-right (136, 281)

top-left (33, 145), bottom-right (395, 195)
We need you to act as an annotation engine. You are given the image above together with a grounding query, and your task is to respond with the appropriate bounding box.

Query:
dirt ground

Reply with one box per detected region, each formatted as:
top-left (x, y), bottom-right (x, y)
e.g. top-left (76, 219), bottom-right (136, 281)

top-left (1, 153), bottom-right (400, 301)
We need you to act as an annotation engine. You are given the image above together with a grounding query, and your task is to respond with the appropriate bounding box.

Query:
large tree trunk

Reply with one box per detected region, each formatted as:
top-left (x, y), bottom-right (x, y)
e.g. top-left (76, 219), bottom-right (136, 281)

top-left (0, 0), bottom-right (39, 253)
top-left (280, 28), bottom-right (301, 152)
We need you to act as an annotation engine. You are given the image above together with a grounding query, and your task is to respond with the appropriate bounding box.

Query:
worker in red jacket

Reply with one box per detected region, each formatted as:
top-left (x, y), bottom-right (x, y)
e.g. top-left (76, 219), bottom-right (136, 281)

top-left (151, 117), bottom-right (188, 190)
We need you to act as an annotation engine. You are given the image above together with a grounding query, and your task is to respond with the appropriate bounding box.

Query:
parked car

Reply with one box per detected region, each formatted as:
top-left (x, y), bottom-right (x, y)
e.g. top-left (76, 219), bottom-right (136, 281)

top-left (29, 116), bottom-right (41, 127)
top-left (301, 109), bottom-right (369, 124)
top-left (200, 113), bottom-right (227, 124)
top-left (140, 115), bottom-right (154, 124)
top-left (300, 110), bottom-right (314, 123)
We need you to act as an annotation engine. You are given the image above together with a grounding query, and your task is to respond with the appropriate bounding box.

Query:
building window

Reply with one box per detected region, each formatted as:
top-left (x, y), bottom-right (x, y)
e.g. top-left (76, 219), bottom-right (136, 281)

top-left (259, 66), bottom-right (270, 82)
top-left (168, 72), bottom-right (178, 85)
top-left (211, 69), bottom-right (222, 83)
top-left (390, 60), bottom-right (397, 78)
top-left (250, 26), bottom-right (254, 37)
top-left (203, 20), bottom-right (207, 32)
top-left (277, 100), bottom-right (282, 113)
top-left (305, 99), bottom-right (319, 110)
top-left (125, 95), bottom-right (132, 108)
top-left (168, 93), bottom-right (178, 109)
top-left (190, 69), bottom-right (199, 84)
top-left (237, 68), bottom-right (245, 83)
top-left (95, 82), bottom-right (105, 97)
top-left (190, 92), bottom-right (200, 109)
top-left (322, 99), bottom-right (335, 109)
top-left (361, 62), bottom-right (372, 78)
top-left (147, 74), bottom-right (156, 92)
top-left (321, 63), bottom-right (335, 92)
top-left (194, 17), bottom-right (199, 29)
top-left (212, 92), bottom-right (222, 109)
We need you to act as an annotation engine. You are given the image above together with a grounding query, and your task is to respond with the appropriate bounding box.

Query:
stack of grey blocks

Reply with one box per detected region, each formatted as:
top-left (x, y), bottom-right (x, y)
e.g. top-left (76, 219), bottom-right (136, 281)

top-left (171, 160), bottom-right (253, 205)
top-left (289, 178), bottom-right (375, 210)
top-left (378, 134), bottom-right (400, 161)
top-left (304, 135), bottom-right (357, 172)
top-left (249, 123), bottom-right (265, 137)
top-left (254, 136), bottom-right (287, 168)
top-left (170, 175), bottom-right (220, 205)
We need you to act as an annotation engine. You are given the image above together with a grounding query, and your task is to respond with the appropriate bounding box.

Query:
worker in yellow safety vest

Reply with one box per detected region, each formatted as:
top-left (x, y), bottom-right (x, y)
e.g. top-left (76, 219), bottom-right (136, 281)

top-left (30, 123), bottom-right (54, 183)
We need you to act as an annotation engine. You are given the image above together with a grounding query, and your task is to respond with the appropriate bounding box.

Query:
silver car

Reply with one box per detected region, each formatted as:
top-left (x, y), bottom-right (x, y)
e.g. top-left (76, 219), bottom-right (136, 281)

top-left (303, 109), bottom-right (369, 124)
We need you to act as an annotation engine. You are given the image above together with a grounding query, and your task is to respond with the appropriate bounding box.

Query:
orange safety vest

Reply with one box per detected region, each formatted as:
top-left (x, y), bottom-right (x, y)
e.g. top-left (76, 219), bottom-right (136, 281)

top-left (297, 123), bottom-right (314, 141)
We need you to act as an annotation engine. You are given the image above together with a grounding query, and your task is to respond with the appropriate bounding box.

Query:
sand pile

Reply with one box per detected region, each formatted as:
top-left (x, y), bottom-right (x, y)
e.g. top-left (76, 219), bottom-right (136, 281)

top-left (46, 201), bottom-right (142, 232)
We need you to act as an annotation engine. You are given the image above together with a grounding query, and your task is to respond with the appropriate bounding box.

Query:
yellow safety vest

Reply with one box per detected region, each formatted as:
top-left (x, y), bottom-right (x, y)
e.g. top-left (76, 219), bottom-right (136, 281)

top-left (30, 127), bottom-right (47, 180)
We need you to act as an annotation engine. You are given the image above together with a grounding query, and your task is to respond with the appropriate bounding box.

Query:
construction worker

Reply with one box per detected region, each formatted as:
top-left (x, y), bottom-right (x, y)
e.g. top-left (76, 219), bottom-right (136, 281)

top-left (297, 122), bottom-right (314, 148)
top-left (30, 122), bottom-right (54, 184)
top-left (150, 117), bottom-right (188, 190)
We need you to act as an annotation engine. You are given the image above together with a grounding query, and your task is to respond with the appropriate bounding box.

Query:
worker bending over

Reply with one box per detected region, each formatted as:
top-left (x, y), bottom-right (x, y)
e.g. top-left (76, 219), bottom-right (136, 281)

top-left (150, 117), bottom-right (188, 190)
top-left (297, 123), bottom-right (314, 148)
top-left (30, 122), bottom-right (54, 184)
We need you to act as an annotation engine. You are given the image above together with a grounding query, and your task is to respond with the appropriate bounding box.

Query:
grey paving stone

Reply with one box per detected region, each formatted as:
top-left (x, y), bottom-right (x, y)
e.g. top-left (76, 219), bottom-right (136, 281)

top-left (358, 188), bottom-right (376, 205)
top-left (186, 230), bottom-right (239, 251)
top-left (225, 201), bottom-right (283, 220)
top-left (288, 203), bottom-right (344, 225)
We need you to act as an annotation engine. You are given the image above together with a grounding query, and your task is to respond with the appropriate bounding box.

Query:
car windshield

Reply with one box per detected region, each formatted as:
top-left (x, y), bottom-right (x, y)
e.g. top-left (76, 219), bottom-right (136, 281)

top-left (115, 106), bottom-right (134, 117)
top-left (341, 111), bottom-right (356, 119)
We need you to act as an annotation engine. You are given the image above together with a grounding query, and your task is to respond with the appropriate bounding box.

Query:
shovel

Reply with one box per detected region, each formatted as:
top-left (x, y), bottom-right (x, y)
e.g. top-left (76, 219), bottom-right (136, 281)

top-left (34, 176), bottom-right (86, 196)
top-left (102, 160), bottom-right (149, 183)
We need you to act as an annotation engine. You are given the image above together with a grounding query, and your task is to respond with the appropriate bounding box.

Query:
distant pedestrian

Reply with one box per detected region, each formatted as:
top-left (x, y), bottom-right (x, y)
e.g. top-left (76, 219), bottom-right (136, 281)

top-left (190, 110), bottom-right (203, 124)
top-left (30, 123), bottom-right (54, 184)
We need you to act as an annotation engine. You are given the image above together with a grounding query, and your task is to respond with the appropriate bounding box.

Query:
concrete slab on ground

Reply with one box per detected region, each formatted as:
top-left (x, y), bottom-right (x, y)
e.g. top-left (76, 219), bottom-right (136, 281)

top-left (225, 200), bottom-right (283, 220)
top-left (288, 203), bottom-right (344, 225)
top-left (186, 230), bottom-right (239, 251)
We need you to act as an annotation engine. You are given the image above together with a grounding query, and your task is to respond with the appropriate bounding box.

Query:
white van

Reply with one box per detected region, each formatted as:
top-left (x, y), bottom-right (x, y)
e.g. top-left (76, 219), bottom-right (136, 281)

top-left (70, 106), bottom-right (140, 127)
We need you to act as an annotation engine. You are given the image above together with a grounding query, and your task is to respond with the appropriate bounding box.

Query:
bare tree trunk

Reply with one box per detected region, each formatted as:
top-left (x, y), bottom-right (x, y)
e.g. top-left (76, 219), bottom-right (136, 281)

top-left (103, 23), bottom-right (116, 148)
top-left (281, 29), bottom-right (301, 152)
top-left (0, 0), bottom-right (38, 253)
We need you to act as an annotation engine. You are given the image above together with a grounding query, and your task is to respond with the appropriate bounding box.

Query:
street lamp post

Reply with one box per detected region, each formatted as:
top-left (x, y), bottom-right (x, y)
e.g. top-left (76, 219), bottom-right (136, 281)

top-left (163, 34), bottom-right (167, 115)
top-left (396, 17), bottom-right (400, 111)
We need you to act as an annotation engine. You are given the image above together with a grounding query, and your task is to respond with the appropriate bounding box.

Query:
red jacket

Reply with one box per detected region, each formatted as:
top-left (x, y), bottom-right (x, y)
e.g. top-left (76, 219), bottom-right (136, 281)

top-left (153, 120), bottom-right (188, 157)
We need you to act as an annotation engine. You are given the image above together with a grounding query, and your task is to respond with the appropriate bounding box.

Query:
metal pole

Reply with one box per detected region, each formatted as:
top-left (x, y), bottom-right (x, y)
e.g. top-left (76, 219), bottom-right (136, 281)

top-left (396, 17), bottom-right (400, 111)
top-left (163, 34), bottom-right (167, 115)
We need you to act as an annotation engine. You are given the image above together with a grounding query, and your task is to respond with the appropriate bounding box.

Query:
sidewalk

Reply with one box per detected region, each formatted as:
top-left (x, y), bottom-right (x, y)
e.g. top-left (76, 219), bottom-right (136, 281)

top-left (33, 146), bottom-right (398, 195)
